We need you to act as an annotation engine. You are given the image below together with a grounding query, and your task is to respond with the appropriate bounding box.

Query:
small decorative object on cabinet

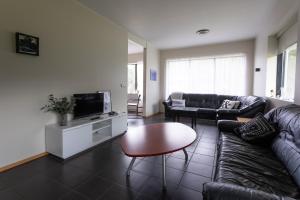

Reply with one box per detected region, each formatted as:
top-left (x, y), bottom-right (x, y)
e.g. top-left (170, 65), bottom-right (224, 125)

top-left (41, 94), bottom-right (75, 126)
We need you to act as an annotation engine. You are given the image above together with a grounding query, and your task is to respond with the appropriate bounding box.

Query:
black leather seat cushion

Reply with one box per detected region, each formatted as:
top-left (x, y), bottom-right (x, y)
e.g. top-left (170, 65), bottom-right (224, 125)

top-left (197, 108), bottom-right (216, 114)
top-left (216, 131), bottom-right (300, 198)
top-left (197, 108), bottom-right (216, 120)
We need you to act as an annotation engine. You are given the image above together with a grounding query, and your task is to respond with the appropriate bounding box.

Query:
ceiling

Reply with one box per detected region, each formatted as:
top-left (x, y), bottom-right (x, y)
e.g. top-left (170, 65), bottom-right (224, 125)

top-left (128, 40), bottom-right (143, 54)
top-left (79, 0), bottom-right (299, 49)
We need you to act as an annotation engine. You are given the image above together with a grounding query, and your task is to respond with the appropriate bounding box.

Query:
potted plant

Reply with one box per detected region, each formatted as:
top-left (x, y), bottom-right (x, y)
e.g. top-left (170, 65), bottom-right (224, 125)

top-left (41, 94), bottom-right (75, 126)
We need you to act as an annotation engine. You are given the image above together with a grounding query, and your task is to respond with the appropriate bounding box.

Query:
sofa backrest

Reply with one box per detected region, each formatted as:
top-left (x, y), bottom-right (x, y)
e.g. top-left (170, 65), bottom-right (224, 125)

top-left (183, 94), bottom-right (218, 108)
top-left (236, 96), bottom-right (264, 109)
top-left (216, 95), bottom-right (237, 108)
top-left (180, 93), bottom-right (264, 110)
top-left (265, 105), bottom-right (300, 188)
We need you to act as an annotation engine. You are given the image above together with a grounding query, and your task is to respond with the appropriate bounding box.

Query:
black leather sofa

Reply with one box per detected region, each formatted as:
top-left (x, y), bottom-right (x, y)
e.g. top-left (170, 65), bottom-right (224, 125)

top-left (163, 93), bottom-right (266, 120)
top-left (203, 104), bottom-right (300, 200)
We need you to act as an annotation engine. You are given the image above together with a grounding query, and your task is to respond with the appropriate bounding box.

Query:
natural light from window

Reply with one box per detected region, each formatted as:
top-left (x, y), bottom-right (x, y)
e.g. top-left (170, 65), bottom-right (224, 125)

top-left (266, 43), bottom-right (297, 102)
top-left (128, 62), bottom-right (143, 99)
top-left (165, 55), bottom-right (247, 98)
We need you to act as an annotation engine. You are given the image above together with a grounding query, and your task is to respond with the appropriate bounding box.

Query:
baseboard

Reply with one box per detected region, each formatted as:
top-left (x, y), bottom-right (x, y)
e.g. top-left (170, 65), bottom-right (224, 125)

top-left (0, 152), bottom-right (48, 173)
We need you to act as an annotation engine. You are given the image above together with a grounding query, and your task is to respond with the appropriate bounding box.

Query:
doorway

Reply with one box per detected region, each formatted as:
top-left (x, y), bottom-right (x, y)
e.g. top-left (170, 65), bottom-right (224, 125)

top-left (128, 40), bottom-right (144, 117)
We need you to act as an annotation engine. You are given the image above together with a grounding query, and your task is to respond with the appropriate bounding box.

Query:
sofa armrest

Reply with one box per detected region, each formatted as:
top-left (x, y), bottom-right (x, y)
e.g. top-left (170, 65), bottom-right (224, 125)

top-left (203, 182), bottom-right (294, 200)
top-left (239, 101), bottom-right (266, 115)
top-left (162, 100), bottom-right (172, 107)
top-left (217, 120), bottom-right (244, 132)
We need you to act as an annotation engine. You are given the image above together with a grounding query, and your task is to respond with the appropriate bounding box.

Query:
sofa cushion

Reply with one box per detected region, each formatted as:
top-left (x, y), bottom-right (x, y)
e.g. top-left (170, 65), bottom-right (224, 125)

top-left (215, 131), bottom-right (300, 198)
top-left (220, 100), bottom-right (240, 109)
top-left (171, 99), bottom-right (185, 107)
top-left (234, 113), bottom-right (277, 144)
top-left (236, 96), bottom-right (261, 109)
top-left (184, 94), bottom-right (218, 108)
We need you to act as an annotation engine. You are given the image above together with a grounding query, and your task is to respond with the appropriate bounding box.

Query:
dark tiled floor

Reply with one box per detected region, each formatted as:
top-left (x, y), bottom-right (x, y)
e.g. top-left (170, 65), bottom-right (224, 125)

top-left (0, 114), bottom-right (218, 200)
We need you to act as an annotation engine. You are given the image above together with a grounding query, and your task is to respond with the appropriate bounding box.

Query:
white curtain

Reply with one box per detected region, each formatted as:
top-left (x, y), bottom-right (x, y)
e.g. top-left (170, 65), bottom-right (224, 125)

top-left (166, 56), bottom-right (247, 98)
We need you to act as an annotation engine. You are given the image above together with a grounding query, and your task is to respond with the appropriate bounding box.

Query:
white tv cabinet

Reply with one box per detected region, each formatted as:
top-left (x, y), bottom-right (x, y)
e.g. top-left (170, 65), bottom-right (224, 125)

top-left (45, 112), bottom-right (127, 159)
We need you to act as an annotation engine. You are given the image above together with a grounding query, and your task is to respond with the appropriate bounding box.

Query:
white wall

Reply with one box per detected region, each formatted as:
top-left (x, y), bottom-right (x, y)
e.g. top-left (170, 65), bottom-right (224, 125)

top-left (253, 34), bottom-right (268, 96)
top-left (144, 43), bottom-right (161, 116)
top-left (128, 53), bottom-right (143, 64)
top-left (160, 39), bottom-right (255, 110)
top-left (0, 0), bottom-right (128, 168)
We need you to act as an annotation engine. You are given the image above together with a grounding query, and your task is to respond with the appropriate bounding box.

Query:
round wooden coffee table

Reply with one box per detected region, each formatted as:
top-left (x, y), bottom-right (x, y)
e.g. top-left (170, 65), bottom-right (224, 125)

top-left (120, 122), bottom-right (197, 190)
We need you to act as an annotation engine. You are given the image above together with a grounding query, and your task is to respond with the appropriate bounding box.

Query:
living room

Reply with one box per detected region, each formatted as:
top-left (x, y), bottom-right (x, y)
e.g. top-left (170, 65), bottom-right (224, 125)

top-left (1, 0), bottom-right (300, 200)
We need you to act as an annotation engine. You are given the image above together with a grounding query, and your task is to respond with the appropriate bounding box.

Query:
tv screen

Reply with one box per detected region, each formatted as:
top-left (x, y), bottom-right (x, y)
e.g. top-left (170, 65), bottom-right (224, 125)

top-left (73, 93), bottom-right (104, 119)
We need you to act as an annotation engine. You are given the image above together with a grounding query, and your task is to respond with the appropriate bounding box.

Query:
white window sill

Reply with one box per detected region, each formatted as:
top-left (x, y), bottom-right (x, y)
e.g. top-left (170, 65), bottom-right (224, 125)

top-left (267, 96), bottom-right (294, 103)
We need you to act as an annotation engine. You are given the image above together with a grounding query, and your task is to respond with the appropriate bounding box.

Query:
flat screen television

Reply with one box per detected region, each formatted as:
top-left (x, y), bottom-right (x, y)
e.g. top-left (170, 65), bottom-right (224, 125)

top-left (73, 93), bottom-right (104, 119)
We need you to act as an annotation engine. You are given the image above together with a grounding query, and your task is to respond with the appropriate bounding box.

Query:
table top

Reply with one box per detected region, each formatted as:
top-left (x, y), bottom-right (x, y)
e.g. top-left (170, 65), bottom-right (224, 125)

top-left (120, 122), bottom-right (197, 157)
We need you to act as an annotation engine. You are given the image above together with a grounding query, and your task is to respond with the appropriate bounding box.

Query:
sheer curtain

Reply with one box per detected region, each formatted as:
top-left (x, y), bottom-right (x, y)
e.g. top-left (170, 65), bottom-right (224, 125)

top-left (166, 55), bottom-right (247, 98)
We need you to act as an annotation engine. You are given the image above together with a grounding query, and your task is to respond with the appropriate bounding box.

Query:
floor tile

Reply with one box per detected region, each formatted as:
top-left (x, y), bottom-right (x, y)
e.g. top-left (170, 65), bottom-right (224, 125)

top-left (0, 158), bottom-right (58, 191)
top-left (169, 150), bottom-right (191, 161)
top-left (199, 138), bottom-right (217, 144)
top-left (139, 177), bottom-right (178, 200)
top-left (190, 153), bottom-right (214, 166)
top-left (99, 185), bottom-right (139, 200)
top-left (134, 161), bottom-right (184, 185)
top-left (197, 142), bottom-right (216, 150)
top-left (185, 162), bottom-right (213, 178)
top-left (74, 176), bottom-right (113, 200)
top-left (59, 191), bottom-right (89, 200)
top-left (12, 174), bottom-right (70, 200)
top-left (166, 157), bottom-right (188, 171)
top-left (180, 172), bottom-right (211, 192)
top-left (172, 186), bottom-right (203, 200)
top-left (0, 189), bottom-right (23, 200)
top-left (45, 164), bottom-right (93, 188)
top-left (97, 166), bottom-right (149, 192)
top-left (194, 147), bottom-right (215, 157)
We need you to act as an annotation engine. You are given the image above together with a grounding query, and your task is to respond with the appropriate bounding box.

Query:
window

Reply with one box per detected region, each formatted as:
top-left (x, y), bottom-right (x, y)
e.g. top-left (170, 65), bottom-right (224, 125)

top-left (281, 44), bottom-right (297, 101)
top-left (128, 64), bottom-right (137, 94)
top-left (266, 43), bottom-right (297, 101)
top-left (128, 62), bottom-right (143, 98)
top-left (165, 55), bottom-right (247, 98)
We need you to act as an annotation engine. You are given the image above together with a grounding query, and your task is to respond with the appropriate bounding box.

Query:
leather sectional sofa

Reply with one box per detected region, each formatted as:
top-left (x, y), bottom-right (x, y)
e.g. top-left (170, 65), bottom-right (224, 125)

top-left (203, 104), bottom-right (300, 200)
top-left (163, 93), bottom-right (266, 120)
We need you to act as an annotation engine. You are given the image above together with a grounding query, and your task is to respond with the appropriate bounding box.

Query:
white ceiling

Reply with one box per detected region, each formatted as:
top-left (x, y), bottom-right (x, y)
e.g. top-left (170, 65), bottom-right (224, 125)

top-left (79, 0), bottom-right (299, 49)
top-left (128, 40), bottom-right (143, 54)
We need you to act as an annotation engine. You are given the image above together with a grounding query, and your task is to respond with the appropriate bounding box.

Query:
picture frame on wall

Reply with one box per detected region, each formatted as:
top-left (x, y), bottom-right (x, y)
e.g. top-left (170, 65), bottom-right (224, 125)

top-left (150, 69), bottom-right (157, 81)
top-left (15, 32), bottom-right (39, 56)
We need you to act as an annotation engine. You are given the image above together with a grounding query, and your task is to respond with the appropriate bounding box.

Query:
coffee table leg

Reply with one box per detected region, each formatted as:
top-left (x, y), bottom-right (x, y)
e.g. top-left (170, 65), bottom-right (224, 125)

top-left (183, 148), bottom-right (188, 162)
top-left (126, 157), bottom-right (136, 176)
top-left (191, 118), bottom-right (194, 128)
top-left (162, 154), bottom-right (167, 190)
